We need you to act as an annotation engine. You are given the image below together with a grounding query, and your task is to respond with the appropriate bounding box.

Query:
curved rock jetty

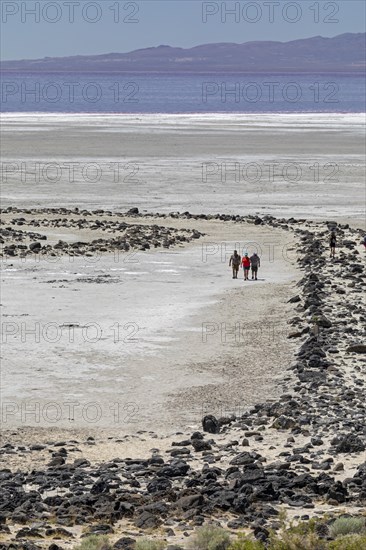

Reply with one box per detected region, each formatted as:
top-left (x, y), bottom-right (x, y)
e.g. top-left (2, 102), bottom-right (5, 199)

top-left (0, 212), bottom-right (365, 548)
top-left (0, 207), bottom-right (204, 258)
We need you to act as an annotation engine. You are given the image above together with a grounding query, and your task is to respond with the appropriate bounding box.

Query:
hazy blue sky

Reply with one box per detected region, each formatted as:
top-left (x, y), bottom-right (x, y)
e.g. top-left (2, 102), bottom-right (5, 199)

top-left (1, 0), bottom-right (365, 60)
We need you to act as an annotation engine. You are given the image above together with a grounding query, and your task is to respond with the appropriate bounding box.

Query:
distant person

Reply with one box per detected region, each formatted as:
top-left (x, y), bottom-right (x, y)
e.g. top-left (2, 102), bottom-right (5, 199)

top-left (242, 253), bottom-right (251, 281)
top-left (250, 252), bottom-right (261, 280)
top-left (229, 250), bottom-right (241, 279)
top-left (330, 231), bottom-right (337, 258)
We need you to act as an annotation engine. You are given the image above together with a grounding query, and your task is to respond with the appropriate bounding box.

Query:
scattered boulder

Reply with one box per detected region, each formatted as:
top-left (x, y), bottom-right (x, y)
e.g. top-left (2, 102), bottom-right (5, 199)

top-left (202, 415), bottom-right (220, 434)
top-left (331, 434), bottom-right (365, 453)
top-left (134, 511), bottom-right (162, 529)
top-left (347, 344), bottom-right (366, 354)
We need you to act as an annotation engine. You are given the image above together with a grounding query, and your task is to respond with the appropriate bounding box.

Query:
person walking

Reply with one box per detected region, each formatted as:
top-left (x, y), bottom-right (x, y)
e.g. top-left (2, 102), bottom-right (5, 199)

top-left (330, 230), bottom-right (337, 259)
top-left (242, 253), bottom-right (251, 281)
top-left (229, 250), bottom-right (241, 279)
top-left (250, 252), bottom-right (260, 280)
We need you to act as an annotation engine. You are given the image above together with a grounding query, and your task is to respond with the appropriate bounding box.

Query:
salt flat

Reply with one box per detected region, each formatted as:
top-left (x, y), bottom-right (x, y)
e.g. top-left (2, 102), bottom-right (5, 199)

top-left (1, 113), bottom-right (365, 224)
top-left (1, 216), bottom-right (298, 432)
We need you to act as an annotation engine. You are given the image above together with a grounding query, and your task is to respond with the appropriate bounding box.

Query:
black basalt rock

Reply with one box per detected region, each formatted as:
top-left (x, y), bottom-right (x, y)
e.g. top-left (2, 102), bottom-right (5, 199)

top-left (202, 415), bottom-right (220, 434)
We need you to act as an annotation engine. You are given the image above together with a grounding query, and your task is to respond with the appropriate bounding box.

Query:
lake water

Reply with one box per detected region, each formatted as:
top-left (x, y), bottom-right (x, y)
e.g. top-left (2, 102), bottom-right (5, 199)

top-left (1, 72), bottom-right (365, 113)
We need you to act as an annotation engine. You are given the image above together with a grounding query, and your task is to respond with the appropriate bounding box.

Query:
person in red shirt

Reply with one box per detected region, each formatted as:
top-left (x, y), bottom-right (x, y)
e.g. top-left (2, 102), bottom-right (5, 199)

top-left (242, 253), bottom-right (251, 280)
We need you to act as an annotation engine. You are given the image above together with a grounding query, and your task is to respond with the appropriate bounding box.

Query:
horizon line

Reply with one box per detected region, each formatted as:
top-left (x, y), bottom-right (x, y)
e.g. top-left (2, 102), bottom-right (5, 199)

top-left (1, 31), bottom-right (364, 64)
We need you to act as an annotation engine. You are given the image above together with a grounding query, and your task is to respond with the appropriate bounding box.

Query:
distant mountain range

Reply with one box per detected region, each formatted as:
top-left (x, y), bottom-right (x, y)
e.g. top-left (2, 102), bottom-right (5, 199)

top-left (1, 33), bottom-right (365, 73)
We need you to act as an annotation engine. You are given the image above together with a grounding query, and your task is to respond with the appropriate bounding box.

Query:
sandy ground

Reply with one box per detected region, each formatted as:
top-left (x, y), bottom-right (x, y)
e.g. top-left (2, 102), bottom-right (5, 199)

top-left (1, 216), bottom-right (299, 434)
top-left (1, 113), bottom-right (365, 225)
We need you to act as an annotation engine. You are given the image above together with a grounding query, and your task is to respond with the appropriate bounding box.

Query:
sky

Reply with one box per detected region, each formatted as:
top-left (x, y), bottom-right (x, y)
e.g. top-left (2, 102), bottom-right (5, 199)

top-left (1, 0), bottom-right (365, 60)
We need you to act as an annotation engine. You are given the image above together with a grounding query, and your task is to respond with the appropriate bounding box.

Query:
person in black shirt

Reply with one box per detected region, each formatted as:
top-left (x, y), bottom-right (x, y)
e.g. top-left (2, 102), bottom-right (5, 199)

top-left (250, 253), bottom-right (260, 280)
top-left (330, 231), bottom-right (336, 259)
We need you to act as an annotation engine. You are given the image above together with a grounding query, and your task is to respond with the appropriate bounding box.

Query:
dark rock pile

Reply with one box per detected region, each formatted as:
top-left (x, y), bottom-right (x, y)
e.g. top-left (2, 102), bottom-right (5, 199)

top-left (0, 208), bottom-right (204, 258)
